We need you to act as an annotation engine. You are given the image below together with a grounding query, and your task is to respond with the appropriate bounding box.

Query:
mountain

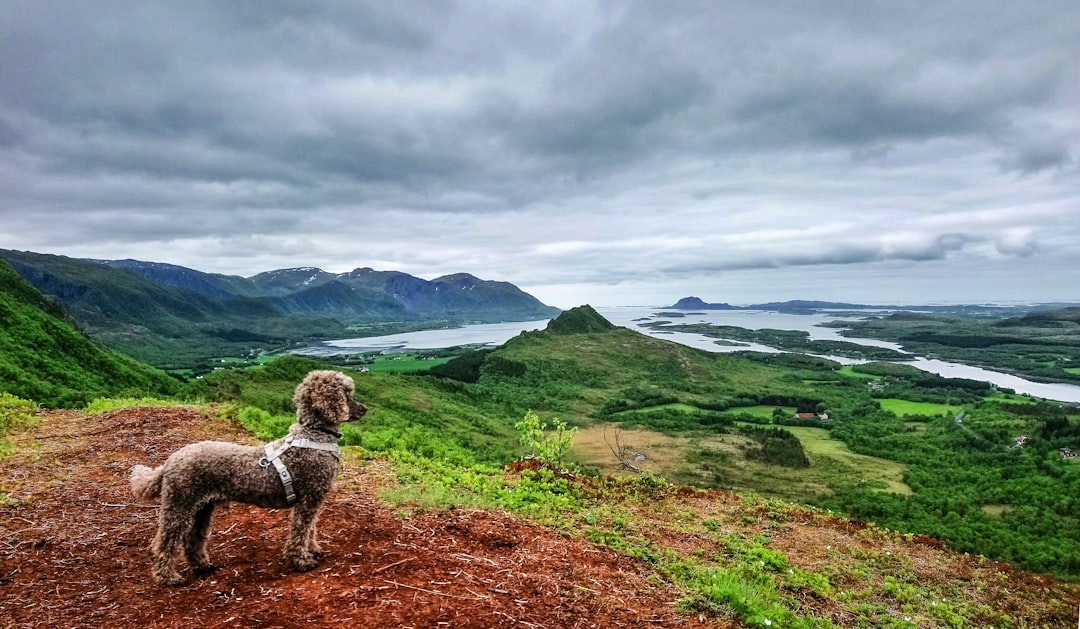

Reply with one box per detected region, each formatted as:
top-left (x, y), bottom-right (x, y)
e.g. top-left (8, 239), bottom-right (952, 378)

top-left (200, 306), bottom-right (1080, 582)
top-left (103, 259), bottom-right (265, 298)
top-left (542, 304), bottom-right (618, 334)
top-left (0, 258), bottom-right (178, 407)
top-left (667, 296), bottom-right (738, 310)
top-left (0, 250), bottom-right (561, 368)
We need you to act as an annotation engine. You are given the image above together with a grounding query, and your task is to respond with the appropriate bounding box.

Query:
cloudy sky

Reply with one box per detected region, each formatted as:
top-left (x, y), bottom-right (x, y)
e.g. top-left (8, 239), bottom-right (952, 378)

top-left (2, 1), bottom-right (1078, 308)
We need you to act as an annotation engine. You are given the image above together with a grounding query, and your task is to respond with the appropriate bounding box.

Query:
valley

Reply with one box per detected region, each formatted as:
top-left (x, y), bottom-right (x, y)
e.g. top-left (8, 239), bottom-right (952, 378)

top-left (4, 256), bottom-right (1080, 626)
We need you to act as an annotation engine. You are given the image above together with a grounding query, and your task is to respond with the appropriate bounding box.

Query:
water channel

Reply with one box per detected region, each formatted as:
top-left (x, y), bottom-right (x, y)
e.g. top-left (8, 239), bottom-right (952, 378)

top-left (293, 306), bottom-right (1080, 404)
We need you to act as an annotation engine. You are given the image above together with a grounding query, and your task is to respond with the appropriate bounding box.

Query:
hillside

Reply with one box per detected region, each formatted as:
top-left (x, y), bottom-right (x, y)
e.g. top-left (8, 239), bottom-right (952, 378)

top-left (0, 258), bottom-right (177, 407)
top-left (0, 250), bottom-right (560, 369)
top-left (2, 405), bottom-right (1077, 627)
top-left (186, 306), bottom-right (1080, 580)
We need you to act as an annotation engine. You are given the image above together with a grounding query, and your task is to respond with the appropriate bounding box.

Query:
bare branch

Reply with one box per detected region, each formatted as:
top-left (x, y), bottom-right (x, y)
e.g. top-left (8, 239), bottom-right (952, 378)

top-left (603, 425), bottom-right (643, 474)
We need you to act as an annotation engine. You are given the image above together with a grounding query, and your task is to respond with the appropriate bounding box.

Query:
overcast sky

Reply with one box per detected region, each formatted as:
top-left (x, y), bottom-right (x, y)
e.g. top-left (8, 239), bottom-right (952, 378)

top-left (2, 1), bottom-right (1078, 308)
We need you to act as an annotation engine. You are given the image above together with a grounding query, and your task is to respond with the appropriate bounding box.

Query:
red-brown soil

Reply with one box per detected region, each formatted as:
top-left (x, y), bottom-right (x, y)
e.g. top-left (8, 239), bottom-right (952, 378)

top-left (4, 407), bottom-right (1079, 628)
top-left (1, 408), bottom-right (725, 628)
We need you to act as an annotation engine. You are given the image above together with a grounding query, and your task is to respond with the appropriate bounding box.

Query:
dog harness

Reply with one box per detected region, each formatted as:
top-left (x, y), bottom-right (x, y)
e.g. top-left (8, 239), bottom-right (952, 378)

top-left (259, 435), bottom-right (340, 504)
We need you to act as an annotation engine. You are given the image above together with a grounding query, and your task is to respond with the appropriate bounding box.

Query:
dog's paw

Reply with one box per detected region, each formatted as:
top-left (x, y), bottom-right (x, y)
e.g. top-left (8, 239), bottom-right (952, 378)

top-left (192, 563), bottom-right (220, 576)
top-left (288, 554), bottom-right (319, 572)
top-left (156, 572), bottom-right (187, 587)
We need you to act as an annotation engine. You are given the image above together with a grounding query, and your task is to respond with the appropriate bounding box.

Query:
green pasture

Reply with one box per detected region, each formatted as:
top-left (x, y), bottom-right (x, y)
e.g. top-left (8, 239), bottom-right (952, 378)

top-left (838, 366), bottom-right (879, 380)
top-left (784, 426), bottom-right (912, 495)
top-left (877, 398), bottom-right (958, 418)
top-left (721, 405), bottom-right (795, 419)
top-left (366, 353), bottom-right (453, 374)
top-left (613, 403), bottom-right (797, 421)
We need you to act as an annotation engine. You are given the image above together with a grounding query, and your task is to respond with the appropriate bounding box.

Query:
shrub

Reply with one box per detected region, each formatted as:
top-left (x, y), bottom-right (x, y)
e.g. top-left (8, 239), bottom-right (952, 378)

top-left (516, 410), bottom-right (577, 470)
top-left (237, 406), bottom-right (293, 442)
top-left (0, 392), bottom-right (37, 436)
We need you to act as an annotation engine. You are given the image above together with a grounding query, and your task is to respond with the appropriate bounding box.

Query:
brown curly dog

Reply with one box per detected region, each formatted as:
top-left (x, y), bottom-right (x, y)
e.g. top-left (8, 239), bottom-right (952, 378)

top-left (130, 370), bottom-right (366, 586)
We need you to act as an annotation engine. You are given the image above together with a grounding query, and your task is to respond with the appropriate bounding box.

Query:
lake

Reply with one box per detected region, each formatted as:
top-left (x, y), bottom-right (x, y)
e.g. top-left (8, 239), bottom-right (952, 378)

top-left (293, 306), bottom-right (1080, 404)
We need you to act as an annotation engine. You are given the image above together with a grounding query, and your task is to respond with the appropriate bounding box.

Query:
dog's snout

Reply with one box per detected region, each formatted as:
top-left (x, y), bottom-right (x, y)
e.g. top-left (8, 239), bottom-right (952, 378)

top-left (348, 399), bottom-right (367, 421)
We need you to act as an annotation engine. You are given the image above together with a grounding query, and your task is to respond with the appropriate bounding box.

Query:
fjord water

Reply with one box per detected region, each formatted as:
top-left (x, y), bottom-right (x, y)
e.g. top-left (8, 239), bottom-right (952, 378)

top-left (299, 306), bottom-right (1080, 404)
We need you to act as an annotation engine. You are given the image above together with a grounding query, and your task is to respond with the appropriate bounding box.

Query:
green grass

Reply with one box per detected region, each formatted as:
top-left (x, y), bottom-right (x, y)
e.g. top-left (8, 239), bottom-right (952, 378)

top-left (722, 405), bottom-right (796, 419)
top-left (785, 426), bottom-right (912, 495)
top-left (876, 399), bottom-right (958, 418)
top-left (612, 402), bottom-right (707, 415)
top-left (378, 448), bottom-right (1032, 627)
top-left (366, 353), bottom-right (453, 374)
top-left (1064, 367), bottom-right (1080, 375)
top-left (839, 366), bottom-right (880, 380)
top-left (0, 392), bottom-right (38, 461)
top-left (83, 396), bottom-right (178, 414)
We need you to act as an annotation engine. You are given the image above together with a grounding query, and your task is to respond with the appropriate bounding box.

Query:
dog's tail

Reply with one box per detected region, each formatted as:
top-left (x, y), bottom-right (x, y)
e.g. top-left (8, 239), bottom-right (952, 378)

top-left (129, 464), bottom-right (164, 502)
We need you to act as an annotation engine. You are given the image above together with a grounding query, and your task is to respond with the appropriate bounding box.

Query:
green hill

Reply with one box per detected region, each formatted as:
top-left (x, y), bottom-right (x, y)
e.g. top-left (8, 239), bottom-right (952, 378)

top-left (542, 304), bottom-right (618, 334)
top-left (0, 258), bottom-right (178, 407)
top-left (4, 304), bottom-right (1080, 624)
top-left (180, 306), bottom-right (1080, 581)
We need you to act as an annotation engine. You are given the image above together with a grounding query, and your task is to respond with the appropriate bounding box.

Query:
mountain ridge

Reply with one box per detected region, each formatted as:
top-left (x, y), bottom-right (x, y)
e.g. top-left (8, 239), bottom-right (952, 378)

top-left (0, 257), bottom-right (177, 406)
top-left (0, 249), bottom-right (561, 368)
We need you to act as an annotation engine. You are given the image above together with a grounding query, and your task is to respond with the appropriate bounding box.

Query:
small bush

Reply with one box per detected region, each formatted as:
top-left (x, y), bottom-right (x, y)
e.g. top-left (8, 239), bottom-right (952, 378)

top-left (237, 406), bottom-right (293, 442)
top-left (516, 410), bottom-right (577, 470)
top-left (0, 392), bottom-right (37, 436)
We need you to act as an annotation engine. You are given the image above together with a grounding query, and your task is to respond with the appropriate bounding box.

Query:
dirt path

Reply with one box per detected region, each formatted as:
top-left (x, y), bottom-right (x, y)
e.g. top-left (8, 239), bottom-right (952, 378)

top-left (1, 408), bottom-right (724, 628)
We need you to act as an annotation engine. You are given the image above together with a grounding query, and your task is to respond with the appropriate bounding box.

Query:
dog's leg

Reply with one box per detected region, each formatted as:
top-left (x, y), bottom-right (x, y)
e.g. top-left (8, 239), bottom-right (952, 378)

top-left (185, 502), bottom-right (219, 575)
top-left (304, 511), bottom-right (323, 558)
top-left (284, 498), bottom-right (324, 571)
top-left (151, 503), bottom-right (193, 586)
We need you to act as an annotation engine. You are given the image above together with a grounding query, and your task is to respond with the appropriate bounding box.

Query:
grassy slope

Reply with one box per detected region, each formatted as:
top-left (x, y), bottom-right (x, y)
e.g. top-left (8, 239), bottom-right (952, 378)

top-left (10, 298), bottom-right (1079, 584)
top-left (0, 259), bottom-right (178, 407)
top-left (4, 406), bottom-right (1076, 628)
top-left (491, 325), bottom-right (830, 418)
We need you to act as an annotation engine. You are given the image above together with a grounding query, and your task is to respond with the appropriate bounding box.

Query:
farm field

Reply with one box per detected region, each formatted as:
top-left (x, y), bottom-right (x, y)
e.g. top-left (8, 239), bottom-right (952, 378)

top-left (721, 404), bottom-right (796, 419)
top-left (876, 398), bottom-right (958, 417)
top-left (571, 423), bottom-right (912, 499)
top-left (838, 365), bottom-right (879, 380)
top-left (784, 426), bottom-right (912, 495)
top-left (365, 353), bottom-right (453, 374)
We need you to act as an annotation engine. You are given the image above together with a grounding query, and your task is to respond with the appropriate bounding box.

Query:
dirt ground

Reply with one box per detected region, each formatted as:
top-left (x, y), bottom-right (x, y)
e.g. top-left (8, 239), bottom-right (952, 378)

top-left (1, 408), bottom-right (726, 628)
top-left (4, 407), bottom-right (1079, 628)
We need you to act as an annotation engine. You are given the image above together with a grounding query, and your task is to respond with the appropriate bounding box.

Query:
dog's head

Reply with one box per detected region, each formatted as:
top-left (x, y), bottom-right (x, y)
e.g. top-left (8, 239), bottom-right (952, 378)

top-left (294, 370), bottom-right (368, 429)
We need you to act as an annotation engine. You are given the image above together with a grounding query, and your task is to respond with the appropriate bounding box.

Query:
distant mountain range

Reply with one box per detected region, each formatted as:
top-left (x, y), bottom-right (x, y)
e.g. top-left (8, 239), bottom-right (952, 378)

top-left (0, 250), bottom-right (560, 368)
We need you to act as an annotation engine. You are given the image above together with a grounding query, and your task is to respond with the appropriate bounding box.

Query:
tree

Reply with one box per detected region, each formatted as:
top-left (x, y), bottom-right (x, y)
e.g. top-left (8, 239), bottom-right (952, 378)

top-left (515, 410), bottom-right (577, 470)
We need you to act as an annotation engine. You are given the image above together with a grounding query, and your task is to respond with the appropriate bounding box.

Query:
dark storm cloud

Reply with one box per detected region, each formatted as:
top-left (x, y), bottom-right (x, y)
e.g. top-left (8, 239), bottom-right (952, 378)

top-left (1, 1), bottom-right (1078, 305)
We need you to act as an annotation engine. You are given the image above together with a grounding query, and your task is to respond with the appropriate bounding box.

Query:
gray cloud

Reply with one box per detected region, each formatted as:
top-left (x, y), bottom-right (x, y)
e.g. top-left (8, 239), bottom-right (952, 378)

top-left (1, 1), bottom-right (1078, 306)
